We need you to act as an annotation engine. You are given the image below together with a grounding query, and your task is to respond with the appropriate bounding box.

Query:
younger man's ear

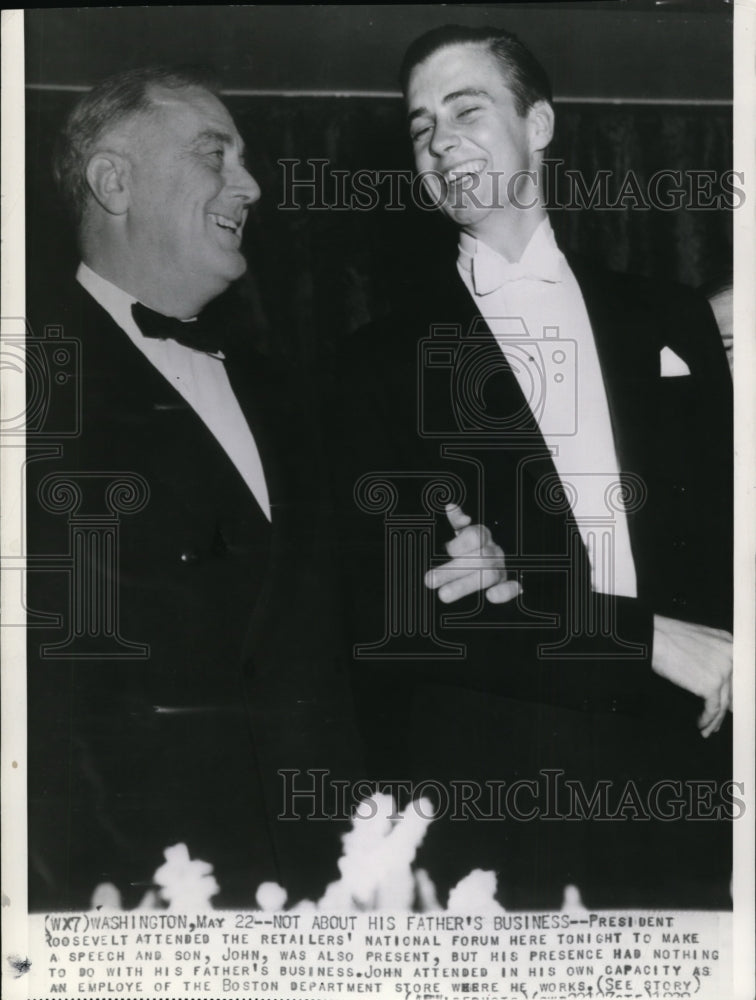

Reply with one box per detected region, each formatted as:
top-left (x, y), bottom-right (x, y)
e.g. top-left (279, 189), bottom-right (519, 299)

top-left (527, 100), bottom-right (555, 155)
top-left (85, 151), bottom-right (131, 215)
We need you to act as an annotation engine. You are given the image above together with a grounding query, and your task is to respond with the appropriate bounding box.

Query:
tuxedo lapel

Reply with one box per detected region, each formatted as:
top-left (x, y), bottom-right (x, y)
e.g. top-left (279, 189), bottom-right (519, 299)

top-left (76, 285), bottom-right (276, 526)
top-left (407, 266), bottom-right (591, 577)
top-left (434, 268), bottom-right (555, 453)
top-left (74, 284), bottom-right (228, 446)
top-left (430, 266), bottom-right (565, 497)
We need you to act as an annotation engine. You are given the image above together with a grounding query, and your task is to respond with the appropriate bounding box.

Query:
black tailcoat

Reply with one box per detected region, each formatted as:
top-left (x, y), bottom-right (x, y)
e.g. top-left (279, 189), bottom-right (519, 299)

top-left (26, 282), bottom-right (359, 911)
top-left (326, 257), bottom-right (733, 908)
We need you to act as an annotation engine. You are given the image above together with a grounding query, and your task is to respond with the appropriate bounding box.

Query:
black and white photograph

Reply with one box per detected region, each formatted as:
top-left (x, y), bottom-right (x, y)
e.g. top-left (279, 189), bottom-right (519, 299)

top-left (1, 4), bottom-right (754, 999)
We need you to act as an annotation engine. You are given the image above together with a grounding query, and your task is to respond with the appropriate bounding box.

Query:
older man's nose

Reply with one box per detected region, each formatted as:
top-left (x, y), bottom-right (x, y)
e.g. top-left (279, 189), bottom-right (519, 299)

top-left (232, 165), bottom-right (261, 205)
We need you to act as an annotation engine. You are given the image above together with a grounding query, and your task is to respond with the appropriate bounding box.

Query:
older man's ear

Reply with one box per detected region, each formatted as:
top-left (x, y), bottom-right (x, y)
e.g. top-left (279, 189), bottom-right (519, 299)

top-left (85, 151), bottom-right (130, 215)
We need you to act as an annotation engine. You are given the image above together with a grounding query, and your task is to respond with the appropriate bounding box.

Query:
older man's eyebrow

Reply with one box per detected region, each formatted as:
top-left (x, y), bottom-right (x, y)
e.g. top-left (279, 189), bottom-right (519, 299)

top-left (191, 128), bottom-right (246, 156)
top-left (407, 87), bottom-right (492, 123)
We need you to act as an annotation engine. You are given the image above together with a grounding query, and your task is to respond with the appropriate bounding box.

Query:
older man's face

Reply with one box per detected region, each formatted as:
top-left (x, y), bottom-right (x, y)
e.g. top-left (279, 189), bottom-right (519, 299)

top-left (406, 43), bottom-right (546, 241)
top-left (123, 85), bottom-right (260, 310)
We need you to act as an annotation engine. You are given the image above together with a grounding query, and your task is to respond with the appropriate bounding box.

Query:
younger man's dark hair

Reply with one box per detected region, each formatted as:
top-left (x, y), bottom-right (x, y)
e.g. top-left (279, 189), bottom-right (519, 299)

top-left (400, 25), bottom-right (552, 116)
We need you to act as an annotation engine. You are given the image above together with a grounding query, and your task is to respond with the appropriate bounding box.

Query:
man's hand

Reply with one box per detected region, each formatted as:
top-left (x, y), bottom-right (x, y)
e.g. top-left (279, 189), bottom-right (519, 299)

top-left (424, 504), bottom-right (521, 605)
top-left (651, 614), bottom-right (733, 738)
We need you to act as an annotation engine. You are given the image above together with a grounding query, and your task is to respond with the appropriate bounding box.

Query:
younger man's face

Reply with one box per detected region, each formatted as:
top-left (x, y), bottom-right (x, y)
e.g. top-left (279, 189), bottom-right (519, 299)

top-left (406, 43), bottom-right (546, 239)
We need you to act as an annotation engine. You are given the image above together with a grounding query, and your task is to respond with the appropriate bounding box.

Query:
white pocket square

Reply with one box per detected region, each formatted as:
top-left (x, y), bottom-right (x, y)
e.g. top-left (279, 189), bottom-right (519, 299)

top-left (660, 346), bottom-right (690, 377)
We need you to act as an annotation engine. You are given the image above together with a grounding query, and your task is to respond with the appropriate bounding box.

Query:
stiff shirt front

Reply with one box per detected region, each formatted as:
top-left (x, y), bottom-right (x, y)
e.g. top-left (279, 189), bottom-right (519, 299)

top-left (457, 219), bottom-right (637, 598)
top-left (77, 262), bottom-right (271, 521)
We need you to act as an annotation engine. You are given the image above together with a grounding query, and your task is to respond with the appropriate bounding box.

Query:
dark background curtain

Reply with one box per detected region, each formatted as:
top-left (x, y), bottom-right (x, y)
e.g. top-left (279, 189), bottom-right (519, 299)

top-left (26, 91), bottom-right (733, 362)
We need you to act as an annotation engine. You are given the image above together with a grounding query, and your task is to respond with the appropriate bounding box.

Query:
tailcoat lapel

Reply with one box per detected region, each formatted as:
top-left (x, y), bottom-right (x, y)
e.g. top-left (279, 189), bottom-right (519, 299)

top-left (431, 265), bottom-right (562, 478)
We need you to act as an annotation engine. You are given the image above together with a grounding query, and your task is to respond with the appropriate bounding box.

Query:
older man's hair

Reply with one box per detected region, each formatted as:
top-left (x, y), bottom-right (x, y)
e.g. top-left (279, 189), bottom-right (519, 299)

top-left (399, 25), bottom-right (552, 116)
top-left (53, 64), bottom-right (220, 223)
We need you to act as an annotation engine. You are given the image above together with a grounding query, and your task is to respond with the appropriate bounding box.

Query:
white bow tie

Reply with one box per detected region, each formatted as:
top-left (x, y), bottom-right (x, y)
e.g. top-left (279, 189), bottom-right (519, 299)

top-left (470, 244), bottom-right (564, 295)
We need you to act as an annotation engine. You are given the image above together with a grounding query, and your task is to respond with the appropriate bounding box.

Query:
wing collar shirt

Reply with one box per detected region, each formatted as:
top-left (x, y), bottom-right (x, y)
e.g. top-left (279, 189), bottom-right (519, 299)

top-left (77, 262), bottom-right (271, 521)
top-left (457, 218), bottom-right (637, 598)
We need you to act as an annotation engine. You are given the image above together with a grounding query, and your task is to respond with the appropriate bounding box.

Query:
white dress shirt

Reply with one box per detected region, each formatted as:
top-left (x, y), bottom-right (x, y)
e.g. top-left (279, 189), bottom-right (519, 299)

top-left (77, 263), bottom-right (271, 521)
top-left (457, 219), bottom-right (637, 598)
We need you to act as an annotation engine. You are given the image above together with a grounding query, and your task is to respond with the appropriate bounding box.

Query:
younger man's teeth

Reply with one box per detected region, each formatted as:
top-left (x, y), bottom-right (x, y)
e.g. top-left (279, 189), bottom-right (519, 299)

top-left (446, 161), bottom-right (484, 182)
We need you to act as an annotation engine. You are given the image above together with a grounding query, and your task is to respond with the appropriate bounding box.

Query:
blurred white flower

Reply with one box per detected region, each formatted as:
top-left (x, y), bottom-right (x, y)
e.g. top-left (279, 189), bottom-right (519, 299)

top-left (90, 882), bottom-right (122, 911)
top-left (153, 843), bottom-right (218, 910)
top-left (291, 898), bottom-right (318, 913)
top-left (256, 882), bottom-right (287, 911)
top-left (319, 793), bottom-right (435, 910)
top-left (414, 868), bottom-right (440, 911)
top-left (84, 799), bottom-right (593, 915)
top-left (447, 870), bottom-right (504, 912)
top-left (561, 884), bottom-right (588, 913)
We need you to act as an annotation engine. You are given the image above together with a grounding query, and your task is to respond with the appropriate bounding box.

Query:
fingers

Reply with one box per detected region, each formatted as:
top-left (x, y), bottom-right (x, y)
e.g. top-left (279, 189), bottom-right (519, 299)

top-left (445, 523), bottom-right (492, 558)
top-left (699, 689), bottom-right (728, 738)
top-left (425, 560), bottom-right (496, 589)
top-left (445, 503), bottom-right (472, 534)
top-left (439, 571), bottom-right (506, 604)
top-left (427, 509), bottom-right (515, 603)
top-left (426, 522), bottom-right (505, 598)
top-left (425, 558), bottom-right (506, 601)
top-left (699, 667), bottom-right (733, 737)
top-left (486, 579), bottom-right (523, 605)
top-left (720, 674), bottom-right (733, 716)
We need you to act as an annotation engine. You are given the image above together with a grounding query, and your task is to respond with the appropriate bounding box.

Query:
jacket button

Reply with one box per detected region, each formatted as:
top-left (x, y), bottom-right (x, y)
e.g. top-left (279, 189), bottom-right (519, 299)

top-left (671, 594), bottom-right (688, 608)
top-left (180, 548), bottom-right (200, 565)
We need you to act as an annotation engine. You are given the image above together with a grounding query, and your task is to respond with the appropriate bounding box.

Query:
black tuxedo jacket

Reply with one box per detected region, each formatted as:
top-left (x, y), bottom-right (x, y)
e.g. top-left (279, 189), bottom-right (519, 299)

top-left (331, 257), bottom-right (732, 709)
top-left (326, 257), bottom-right (733, 907)
top-left (26, 281), bottom-right (360, 911)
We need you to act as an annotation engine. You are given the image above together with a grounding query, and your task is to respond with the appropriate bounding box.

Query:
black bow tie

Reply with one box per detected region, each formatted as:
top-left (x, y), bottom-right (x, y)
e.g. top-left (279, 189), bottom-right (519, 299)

top-left (131, 302), bottom-right (223, 355)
